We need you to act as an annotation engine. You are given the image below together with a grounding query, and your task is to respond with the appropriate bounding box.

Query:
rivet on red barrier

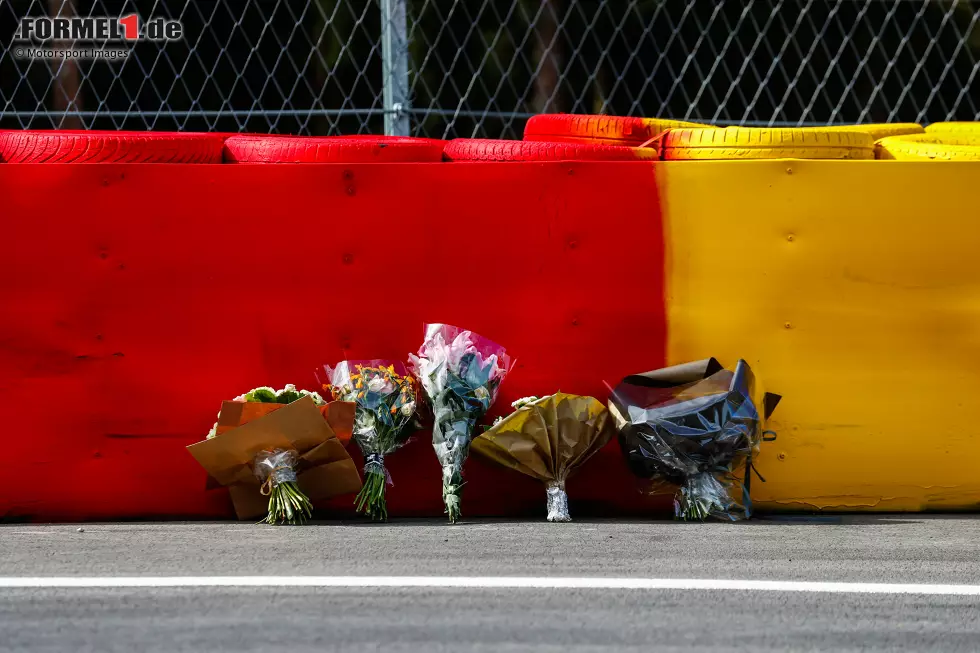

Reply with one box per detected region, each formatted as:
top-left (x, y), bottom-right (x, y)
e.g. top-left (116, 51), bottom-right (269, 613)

top-left (343, 170), bottom-right (354, 180)
top-left (571, 317), bottom-right (580, 326)
top-left (99, 251), bottom-right (109, 260)
top-left (342, 253), bottom-right (354, 265)
top-left (346, 186), bottom-right (356, 196)
top-left (567, 239), bottom-right (578, 249)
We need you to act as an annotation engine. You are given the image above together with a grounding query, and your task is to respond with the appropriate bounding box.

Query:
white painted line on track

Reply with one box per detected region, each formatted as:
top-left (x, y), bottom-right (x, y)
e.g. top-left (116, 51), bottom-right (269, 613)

top-left (1, 576), bottom-right (980, 595)
top-left (5, 531), bottom-right (62, 535)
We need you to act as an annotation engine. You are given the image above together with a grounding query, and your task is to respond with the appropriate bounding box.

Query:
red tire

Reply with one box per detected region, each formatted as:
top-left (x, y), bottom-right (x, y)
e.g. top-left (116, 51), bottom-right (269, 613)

top-left (223, 135), bottom-right (447, 163)
top-left (0, 130), bottom-right (224, 163)
top-left (523, 114), bottom-right (711, 146)
top-left (443, 139), bottom-right (654, 162)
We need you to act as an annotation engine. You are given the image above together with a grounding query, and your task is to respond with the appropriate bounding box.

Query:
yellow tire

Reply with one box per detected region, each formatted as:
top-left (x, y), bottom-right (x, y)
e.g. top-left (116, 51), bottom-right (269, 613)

top-left (660, 127), bottom-right (875, 160)
top-left (875, 134), bottom-right (980, 161)
top-left (924, 122), bottom-right (980, 137)
top-left (814, 123), bottom-right (924, 140)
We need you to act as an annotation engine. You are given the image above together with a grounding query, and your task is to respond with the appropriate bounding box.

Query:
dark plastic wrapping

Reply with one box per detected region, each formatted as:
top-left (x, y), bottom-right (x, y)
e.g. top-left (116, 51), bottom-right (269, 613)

top-left (608, 358), bottom-right (780, 521)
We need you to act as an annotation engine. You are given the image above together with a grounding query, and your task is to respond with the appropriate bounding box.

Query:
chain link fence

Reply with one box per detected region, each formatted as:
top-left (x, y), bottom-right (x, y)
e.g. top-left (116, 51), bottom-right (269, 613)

top-left (1, 0), bottom-right (978, 138)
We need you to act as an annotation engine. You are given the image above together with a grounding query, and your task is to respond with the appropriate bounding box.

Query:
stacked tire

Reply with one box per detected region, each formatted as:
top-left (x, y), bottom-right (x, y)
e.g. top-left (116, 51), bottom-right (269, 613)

top-left (924, 122), bottom-right (980, 138)
top-left (223, 135), bottom-right (447, 163)
top-left (818, 123), bottom-right (923, 140)
top-left (443, 138), bottom-right (655, 162)
top-left (523, 114), bottom-right (711, 147)
top-left (518, 114), bottom-right (940, 161)
top-left (4, 120), bottom-right (977, 164)
top-left (657, 127), bottom-right (875, 160)
top-left (0, 130), bottom-right (224, 163)
top-left (875, 132), bottom-right (980, 161)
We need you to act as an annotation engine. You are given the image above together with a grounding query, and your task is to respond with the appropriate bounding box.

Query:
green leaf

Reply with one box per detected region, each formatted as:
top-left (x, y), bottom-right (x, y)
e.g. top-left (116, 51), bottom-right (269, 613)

top-left (276, 390), bottom-right (303, 404)
top-left (246, 388), bottom-right (278, 403)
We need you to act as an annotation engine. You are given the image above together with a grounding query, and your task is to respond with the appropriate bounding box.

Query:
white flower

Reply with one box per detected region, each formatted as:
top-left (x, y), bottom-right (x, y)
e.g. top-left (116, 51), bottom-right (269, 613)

top-left (411, 325), bottom-right (512, 401)
top-left (326, 362), bottom-right (352, 391)
top-left (300, 389), bottom-right (326, 406)
top-left (282, 384), bottom-right (297, 393)
top-left (367, 377), bottom-right (390, 393)
top-left (448, 329), bottom-right (479, 369)
top-left (511, 396), bottom-right (540, 410)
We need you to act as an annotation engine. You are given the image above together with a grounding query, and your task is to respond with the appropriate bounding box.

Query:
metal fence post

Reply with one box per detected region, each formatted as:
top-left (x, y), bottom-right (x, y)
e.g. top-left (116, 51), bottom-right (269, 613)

top-left (380, 0), bottom-right (411, 136)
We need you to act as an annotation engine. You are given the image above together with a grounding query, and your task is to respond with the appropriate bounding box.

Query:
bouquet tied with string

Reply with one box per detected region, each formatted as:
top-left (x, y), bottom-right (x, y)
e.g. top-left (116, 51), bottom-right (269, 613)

top-left (187, 397), bottom-right (361, 524)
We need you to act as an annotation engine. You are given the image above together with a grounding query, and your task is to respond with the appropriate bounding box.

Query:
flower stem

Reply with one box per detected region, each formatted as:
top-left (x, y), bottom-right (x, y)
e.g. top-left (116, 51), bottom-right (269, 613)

top-left (261, 481), bottom-right (312, 525)
top-left (354, 467), bottom-right (389, 521)
top-left (442, 467), bottom-right (464, 524)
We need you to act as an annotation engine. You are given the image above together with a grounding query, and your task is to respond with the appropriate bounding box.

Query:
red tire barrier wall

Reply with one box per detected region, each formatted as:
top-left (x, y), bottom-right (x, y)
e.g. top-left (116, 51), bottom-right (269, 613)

top-left (0, 161), bottom-right (667, 521)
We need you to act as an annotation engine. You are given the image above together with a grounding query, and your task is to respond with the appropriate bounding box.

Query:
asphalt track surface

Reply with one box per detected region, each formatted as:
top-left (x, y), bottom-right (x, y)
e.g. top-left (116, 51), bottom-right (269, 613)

top-left (2, 516), bottom-right (980, 652)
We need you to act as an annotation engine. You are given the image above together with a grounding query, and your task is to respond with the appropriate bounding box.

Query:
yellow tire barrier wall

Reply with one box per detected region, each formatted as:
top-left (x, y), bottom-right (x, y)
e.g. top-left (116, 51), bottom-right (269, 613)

top-left (661, 159), bottom-right (980, 511)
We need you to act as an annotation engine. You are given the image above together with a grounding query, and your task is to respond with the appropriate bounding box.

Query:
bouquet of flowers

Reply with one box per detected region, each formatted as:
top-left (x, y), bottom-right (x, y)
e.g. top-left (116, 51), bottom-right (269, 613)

top-left (473, 393), bottom-right (615, 522)
top-left (187, 396), bottom-right (362, 525)
top-left (205, 384), bottom-right (326, 439)
top-left (318, 360), bottom-right (418, 520)
top-left (607, 358), bottom-right (781, 521)
top-left (409, 324), bottom-right (512, 523)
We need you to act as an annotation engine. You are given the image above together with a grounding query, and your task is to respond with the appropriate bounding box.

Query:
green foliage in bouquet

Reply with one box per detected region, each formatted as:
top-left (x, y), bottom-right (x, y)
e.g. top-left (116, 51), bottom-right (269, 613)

top-left (205, 384), bottom-right (326, 440)
top-left (241, 385), bottom-right (324, 406)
